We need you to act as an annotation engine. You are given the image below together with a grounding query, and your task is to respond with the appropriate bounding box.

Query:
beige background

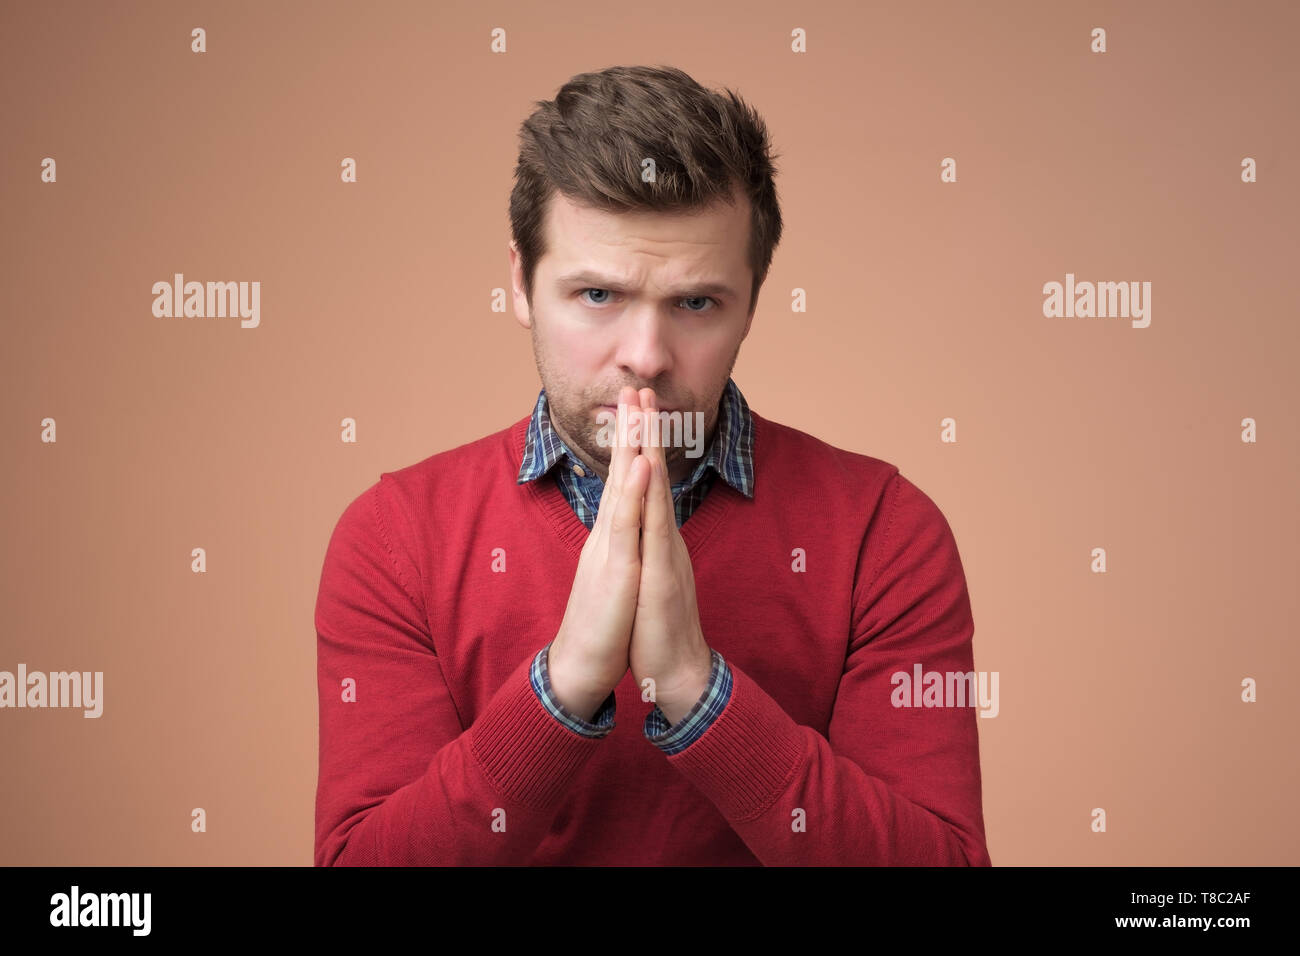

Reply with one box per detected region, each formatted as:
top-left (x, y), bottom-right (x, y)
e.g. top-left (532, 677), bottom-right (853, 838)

top-left (2, 0), bottom-right (1296, 865)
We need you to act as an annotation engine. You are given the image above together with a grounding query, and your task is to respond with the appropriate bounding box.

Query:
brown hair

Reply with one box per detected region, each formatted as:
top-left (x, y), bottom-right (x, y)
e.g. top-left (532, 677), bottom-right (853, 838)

top-left (509, 65), bottom-right (783, 316)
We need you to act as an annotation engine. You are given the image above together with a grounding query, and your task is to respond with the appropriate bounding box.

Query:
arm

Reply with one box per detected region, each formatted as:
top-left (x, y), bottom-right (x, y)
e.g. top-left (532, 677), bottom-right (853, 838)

top-left (531, 640), bottom-right (617, 736)
top-left (314, 480), bottom-right (607, 866)
top-left (660, 472), bottom-right (992, 866)
top-left (643, 649), bottom-right (731, 754)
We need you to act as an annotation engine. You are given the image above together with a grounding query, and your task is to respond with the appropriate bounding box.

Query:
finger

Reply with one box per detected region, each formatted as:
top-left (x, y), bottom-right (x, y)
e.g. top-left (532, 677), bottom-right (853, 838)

top-left (610, 384), bottom-right (640, 489)
top-left (596, 385), bottom-right (639, 531)
top-left (639, 388), bottom-right (670, 513)
top-left (612, 453), bottom-right (649, 556)
top-left (639, 391), bottom-right (673, 568)
top-left (634, 387), bottom-right (659, 519)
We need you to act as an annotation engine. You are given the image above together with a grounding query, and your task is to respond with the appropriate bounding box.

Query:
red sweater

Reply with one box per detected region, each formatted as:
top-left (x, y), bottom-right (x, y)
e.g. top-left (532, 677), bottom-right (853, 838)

top-left (314, 410), bottom-right (992, 866)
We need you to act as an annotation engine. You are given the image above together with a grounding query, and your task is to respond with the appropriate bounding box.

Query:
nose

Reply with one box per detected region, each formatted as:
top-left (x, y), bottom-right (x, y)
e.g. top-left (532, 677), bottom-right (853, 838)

top-left (614, 305), bottom-right (674, 382)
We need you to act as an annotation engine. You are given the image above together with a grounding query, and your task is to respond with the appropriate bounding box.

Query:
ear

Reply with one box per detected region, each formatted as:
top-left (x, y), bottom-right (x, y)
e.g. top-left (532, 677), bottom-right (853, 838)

top-left (508, 240), bottom-right (532, 329)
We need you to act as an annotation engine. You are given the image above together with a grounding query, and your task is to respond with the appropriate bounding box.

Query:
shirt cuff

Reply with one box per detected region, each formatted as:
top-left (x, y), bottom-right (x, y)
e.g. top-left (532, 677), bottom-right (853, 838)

top-left (644, 648), bottom-right (731, 755)
top-left (530, 640), bottom-right (616, 738)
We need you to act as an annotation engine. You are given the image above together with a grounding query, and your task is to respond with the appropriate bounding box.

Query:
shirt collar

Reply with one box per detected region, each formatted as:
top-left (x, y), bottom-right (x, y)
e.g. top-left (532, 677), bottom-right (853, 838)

top-left (517, 377), bottom-right (754, 498)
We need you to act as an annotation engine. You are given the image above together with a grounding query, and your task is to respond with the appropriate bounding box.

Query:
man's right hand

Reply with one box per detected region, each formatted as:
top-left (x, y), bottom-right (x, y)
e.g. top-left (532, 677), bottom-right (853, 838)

top-left (547, 385), bottom-right (649, 721)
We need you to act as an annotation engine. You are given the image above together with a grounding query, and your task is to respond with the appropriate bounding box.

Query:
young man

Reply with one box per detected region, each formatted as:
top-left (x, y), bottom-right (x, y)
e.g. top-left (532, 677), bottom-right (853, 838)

top-left (314, 65), bottom-right (992, 866)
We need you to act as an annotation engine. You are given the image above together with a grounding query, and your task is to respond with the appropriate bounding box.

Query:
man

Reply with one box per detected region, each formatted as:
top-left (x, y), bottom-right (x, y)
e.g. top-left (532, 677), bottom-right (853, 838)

top-left (314, 65), bottom-right (991, 866)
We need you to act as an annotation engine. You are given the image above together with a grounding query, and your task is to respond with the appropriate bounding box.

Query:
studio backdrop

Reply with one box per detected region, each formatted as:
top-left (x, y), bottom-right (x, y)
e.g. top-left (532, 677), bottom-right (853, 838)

top-left (2, 0), bottom-right (1296, 865)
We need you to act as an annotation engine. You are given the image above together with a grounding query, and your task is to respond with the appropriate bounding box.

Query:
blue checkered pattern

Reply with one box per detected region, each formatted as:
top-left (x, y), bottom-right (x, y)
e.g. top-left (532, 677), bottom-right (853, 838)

top-left (518, 377), bottom-right (754, 752)
top-left (642, 646), bottom-right (732, 755)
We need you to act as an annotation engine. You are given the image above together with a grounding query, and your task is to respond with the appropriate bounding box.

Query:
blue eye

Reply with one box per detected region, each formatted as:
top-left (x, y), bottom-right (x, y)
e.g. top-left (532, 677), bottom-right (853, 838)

top-left (578, 289), bottom-right (718, 312)
top-left (679, 295), bottom-right (716, 313)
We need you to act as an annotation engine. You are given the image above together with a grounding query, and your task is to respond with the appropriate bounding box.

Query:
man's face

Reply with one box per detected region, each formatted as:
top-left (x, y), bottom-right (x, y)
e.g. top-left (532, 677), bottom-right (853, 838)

top-left (508, 187), bottom-right (756, 483)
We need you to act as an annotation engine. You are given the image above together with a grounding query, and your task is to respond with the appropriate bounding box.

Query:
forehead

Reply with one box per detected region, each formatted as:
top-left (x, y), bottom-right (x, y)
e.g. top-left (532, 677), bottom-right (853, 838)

top-left (540, 188), bottom-right (750, 279)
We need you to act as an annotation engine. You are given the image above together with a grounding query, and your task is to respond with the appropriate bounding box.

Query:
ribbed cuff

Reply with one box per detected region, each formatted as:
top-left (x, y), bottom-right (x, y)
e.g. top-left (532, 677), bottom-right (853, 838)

top-left (468, 651), bottom-right (607, 811)
top-left (662, 659), bottom-right (805, 823)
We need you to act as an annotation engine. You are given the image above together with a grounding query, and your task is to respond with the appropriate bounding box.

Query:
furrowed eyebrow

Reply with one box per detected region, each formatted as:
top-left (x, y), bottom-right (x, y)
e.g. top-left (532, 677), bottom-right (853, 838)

top-left (555, 270), bottom-right (737, 300)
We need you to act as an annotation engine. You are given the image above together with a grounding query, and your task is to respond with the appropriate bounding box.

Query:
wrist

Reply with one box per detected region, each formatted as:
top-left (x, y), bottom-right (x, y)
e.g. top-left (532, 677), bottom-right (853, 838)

top-left (547, 641), bottom-right (612, 722)
top-left (654, 658), bottom-right (712, 726)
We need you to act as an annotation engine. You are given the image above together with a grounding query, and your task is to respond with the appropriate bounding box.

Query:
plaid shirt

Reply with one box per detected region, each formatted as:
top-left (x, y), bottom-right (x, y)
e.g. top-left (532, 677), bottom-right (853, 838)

top-left (517, 377), bottom-right (755, 754)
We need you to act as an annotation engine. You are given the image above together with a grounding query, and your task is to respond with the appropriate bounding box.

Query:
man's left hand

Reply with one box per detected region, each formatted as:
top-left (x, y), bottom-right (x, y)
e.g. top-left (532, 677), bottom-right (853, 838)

top-left (628, 387), bottom-right (714, 728)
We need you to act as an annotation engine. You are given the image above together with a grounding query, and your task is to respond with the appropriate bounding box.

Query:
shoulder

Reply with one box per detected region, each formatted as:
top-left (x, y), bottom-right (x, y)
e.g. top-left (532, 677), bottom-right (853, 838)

top-left (363, 414), bottom-right (528, 516)
top-left (325, 415), bottom-right (527, 559)
top-left (751, 409), bottom-right (901, 506)
top-left (750, 409), bottom-right (957, 554)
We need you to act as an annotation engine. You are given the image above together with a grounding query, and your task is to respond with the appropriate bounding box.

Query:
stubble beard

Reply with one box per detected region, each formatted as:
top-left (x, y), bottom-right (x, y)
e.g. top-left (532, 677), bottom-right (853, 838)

top-left (529, 317), bottom-right (741, 480)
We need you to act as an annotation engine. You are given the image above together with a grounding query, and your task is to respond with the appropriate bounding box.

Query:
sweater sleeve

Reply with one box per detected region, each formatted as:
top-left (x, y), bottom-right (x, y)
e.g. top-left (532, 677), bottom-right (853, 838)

top-left (313, 479), bottom-right (608, 866)
top-left (659, 472), bottom-right (992, 866)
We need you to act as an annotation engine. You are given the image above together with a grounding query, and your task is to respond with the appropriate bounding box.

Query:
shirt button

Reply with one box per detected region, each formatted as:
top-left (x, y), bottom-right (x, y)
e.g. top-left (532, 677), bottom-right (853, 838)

top-left (572, 463), bottom-right (586, 477)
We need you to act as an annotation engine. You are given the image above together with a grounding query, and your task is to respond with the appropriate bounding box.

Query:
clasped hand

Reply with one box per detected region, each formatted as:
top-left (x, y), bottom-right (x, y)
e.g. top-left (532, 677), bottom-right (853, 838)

top-left (548, 385), bottom-right (713, 729)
